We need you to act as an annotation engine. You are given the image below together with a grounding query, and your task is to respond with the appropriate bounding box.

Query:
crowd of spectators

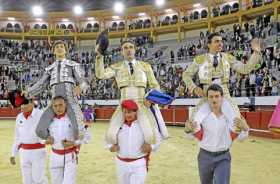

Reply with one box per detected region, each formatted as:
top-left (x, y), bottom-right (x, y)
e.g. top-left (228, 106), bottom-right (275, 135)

top-left (0, 15), bottom-right (280, 102)
top-left (0, 0), bottom-right (276, 34)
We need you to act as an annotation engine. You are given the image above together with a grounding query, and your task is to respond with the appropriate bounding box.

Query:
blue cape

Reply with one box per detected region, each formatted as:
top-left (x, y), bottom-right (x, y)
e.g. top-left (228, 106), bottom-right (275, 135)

top-left (146, 90), bottom-right (174, 105)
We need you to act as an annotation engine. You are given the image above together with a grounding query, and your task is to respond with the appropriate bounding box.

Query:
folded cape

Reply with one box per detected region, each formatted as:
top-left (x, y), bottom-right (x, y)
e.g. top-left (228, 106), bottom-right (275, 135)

top-left (146, 90), bottom-right (174, 105)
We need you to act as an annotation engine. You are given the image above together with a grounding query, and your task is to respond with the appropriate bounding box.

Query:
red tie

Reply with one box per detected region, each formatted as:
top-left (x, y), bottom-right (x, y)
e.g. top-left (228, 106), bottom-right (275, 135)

top-left (55, 113), bottom-right (66, 119)
top-left (23, 111), bottom-right (32, 119)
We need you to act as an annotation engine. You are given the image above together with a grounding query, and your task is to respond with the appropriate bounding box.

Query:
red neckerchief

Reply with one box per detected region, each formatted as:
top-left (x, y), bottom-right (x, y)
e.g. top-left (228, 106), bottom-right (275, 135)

top-left (55, 113), bottom-right (66, 119)
top-left (23, 111), bottom-right (32, 119)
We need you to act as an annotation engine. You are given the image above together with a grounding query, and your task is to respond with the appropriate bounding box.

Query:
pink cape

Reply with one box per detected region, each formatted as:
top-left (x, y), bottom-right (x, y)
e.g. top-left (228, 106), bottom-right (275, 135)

top-left (269, 99), bottom-right (280, 133)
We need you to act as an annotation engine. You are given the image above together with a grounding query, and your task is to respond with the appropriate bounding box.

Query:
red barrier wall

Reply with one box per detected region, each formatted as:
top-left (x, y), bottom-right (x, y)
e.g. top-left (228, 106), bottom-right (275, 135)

top-left (245, 112), bottom-right (261, 129)
top-left (0, 107), bottom-right (277, 138)
top-left (0, 107), bottom-right (273, 128)
top-left (260, 111), bottom-right (273, 130)
top-left (95, 108), bottom-right (116, 120)
top-left (175, 108), bottom-right (188, 122)
top-left (160, 109), bottom-right (173, 123)
top-left (0, 108), bottom-right (20, 117)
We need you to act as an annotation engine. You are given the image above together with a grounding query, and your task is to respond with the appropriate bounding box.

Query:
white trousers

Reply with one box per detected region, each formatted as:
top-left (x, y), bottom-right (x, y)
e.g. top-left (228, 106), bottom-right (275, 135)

top-left (19, 148), bottom-right (48, 184)
top-left (116, 157), bottom-right (147, 184)
top-left (49, 151), bottom-right (77, 184)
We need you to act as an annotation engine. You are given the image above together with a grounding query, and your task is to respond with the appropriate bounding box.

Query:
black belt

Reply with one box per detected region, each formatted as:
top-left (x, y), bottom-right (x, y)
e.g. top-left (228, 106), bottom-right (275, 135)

top-left (200, 148), bottom-right (229, 156)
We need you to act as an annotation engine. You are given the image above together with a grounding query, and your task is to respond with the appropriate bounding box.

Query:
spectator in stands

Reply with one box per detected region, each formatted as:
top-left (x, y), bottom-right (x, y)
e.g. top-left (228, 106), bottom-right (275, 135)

top-left (249, 71), bottom-right (256, 96)
top-left (271, 77), bottom-right (279, 96)
top-left (261, 80), bottom-right (270, 96)
top-left (245, 75), bottom-right (251, 97)
top-left (256, 72), bottom-right (263, 96)
top-left (83, 104), bottom-right (94, 126)
top-left (170, 50), bottom-right (175, 63)
top-left (274, 40), bottom-right (280, 71)
top-left (0, 86), bottom-right (4, 99)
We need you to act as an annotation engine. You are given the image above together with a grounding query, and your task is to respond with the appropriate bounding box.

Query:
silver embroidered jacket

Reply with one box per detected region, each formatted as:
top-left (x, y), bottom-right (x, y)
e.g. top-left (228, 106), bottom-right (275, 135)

top-left (27, 59), bottom-right (89, 97)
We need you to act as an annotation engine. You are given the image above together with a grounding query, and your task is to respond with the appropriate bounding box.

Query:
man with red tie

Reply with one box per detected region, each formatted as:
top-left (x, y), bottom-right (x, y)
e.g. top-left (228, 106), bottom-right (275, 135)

top-left (44, 96), bottom-right (91, 184)
top-left (10, 97), bottom-right (48, 184)
top-left (108, 99), bottom-right (161, 184)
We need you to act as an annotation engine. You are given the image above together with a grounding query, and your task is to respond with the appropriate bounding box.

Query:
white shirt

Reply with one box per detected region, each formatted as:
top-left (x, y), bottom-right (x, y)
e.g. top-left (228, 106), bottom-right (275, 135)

top-left (208, 53), bottom-right (221, 62)
top-left (125, 59), bottom-right (138, 75)
top-left (12, 108), bottom-right (44, 157)
top-left (48, 115), bottom-right (91, 150)
top-left (112, 120), bottom-right (161, 159)
top-left (197, 113), bottom-right (248, 152)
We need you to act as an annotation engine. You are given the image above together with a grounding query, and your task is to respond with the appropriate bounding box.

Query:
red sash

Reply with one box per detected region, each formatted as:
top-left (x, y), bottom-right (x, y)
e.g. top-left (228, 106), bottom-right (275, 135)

top-left (19, 143), bottom-right (45, 150)
top-left (117, 153), bottom-right (151, 171)
top-left (52, 146), bottom-right (78, 155)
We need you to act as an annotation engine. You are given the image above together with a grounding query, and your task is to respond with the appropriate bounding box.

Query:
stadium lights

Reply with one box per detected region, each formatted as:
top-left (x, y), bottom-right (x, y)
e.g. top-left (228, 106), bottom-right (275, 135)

top-left (138, 12), bottom-right (146, 17)
top-left (112, 15), bottom-right (120, 20)
top-left (114, 2), bottom-right (124, 14)
top-left (7, 17), bottom-right (15, 21)
top-left (32, 5), bottom-right (43, 16)
top-left (155, 0), bottom-right (165, 7)
top-left (193, 3), bottom-right (201, 8)
top-left (73, 5), bottom-right (83, 15)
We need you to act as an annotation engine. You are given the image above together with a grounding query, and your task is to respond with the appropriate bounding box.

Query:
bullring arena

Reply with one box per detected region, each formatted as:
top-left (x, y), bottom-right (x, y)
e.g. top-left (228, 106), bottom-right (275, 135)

top-left (0, 0), bottom-right (280, 184)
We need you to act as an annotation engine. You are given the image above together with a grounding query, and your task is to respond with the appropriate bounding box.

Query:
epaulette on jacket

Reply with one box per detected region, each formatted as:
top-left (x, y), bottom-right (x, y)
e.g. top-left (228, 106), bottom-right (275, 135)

top-left (222, 53), bottom-right (235, 64)
top-left (139, 61), bottom-right (151, 70)
top-left (110, 61), bottom-right (123, 70)
top-left (194, 54), bottom-right (207, 64)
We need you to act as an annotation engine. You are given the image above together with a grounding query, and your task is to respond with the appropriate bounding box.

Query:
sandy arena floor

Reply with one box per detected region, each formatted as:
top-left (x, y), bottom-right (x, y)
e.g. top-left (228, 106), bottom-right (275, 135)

top-left (0, 120), bottom-right (279, 184)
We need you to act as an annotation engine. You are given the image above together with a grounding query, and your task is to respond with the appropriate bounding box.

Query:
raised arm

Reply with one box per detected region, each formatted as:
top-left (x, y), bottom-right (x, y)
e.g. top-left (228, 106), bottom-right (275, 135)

top-left (95, 55), bottom-right (116, 79)
top-left (27, 71), bottom-right (50, 97)
top-left (228, 53), bottom-right (261, 74)
top-left (230, 39), bottom-right (262, 75)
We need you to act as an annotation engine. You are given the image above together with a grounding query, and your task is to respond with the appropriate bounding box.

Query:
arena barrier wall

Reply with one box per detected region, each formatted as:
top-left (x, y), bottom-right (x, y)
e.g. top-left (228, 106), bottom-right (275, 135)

top-left (1, 106), bottom-right (280, 139)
